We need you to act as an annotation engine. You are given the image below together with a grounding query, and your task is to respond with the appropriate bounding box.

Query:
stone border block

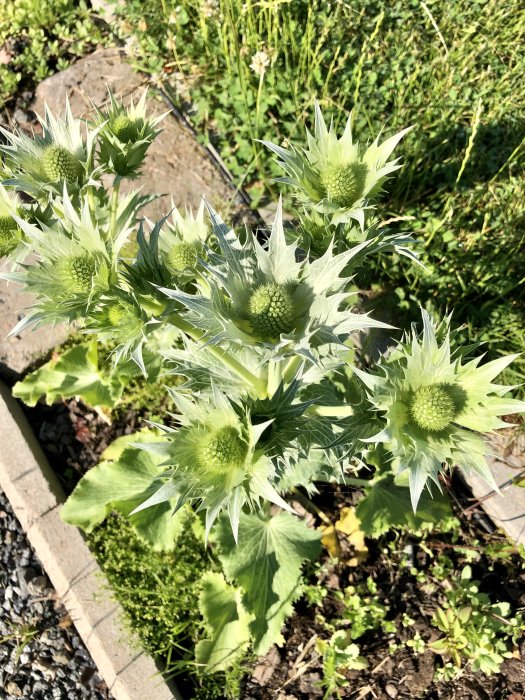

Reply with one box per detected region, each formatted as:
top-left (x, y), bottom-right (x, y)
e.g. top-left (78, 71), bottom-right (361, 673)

top-left (0, 381), bottom-right (182, 700)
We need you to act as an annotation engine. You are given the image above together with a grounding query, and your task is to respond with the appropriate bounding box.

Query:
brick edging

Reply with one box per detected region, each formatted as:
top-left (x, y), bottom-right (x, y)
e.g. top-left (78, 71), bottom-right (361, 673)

top-left (0, 381), bottom-right (183, 700)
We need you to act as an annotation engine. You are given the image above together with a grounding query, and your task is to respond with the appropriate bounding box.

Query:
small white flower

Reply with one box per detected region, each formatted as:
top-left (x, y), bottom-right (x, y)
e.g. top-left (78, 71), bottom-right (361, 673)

top-left (166, 35), bottom-right (177, 52)
top-left (250, 50), bottom-right (270, 77)
top-left (124, 36), bottom-right (141, 58)
top-left (201, 0), bottom-right (218, 18)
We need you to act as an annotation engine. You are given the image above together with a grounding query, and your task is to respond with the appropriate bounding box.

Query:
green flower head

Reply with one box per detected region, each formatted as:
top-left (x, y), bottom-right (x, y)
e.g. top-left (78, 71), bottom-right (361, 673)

top-left (131, 388), bottom-right (293, 539)
top-left (0, 100), bottom-right (92, 201)
top-left (159, 199), bottom-right (209, 280)
top-left (263, 102), bottom-right (412, 228)
top-left (1, 192), bottom-right (119, 333)
top-left (0, 184), bottom-right (23, 258)
top-left (356, 310), bottom-right (525, 509)
top-left (161, 201), bottom-right (388, 365)
top-left (95, 90), bottom-right (166, 178)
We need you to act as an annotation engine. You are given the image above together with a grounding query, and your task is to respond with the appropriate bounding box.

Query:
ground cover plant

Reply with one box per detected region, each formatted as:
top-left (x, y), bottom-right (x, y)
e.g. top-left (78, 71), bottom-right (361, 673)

top-left (1, 92), bottom-right (525, 697)
top-left (110, 0), bottom-right (525, 390)
top-left (0, 0), bottom-right (108, 114)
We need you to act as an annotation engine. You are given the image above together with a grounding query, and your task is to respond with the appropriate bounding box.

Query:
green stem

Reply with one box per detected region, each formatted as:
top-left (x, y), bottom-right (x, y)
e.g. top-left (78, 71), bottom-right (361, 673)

top-left (168, 315), bottom-right (267, 398)
top-left (86, 149), bottom-right (96, 224)
top-left (305, 405), bottom-right (355, 418)
top-left (282, 355), bottom-right (303, 384)
top-left (267, 359), bottom-right (282, 398)
top-left (109, 178), bottom-right (121, 239)
top-left (291, 487), bottom-right (331, 525)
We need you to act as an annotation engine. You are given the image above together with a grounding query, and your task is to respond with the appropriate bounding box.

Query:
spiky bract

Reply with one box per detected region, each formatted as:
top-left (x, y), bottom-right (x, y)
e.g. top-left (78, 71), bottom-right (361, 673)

top-left (160, 201), bottom-right (388, 368)
top-left (263, 103), bottom-right (411, 227)
top-left (357, 310), bottom-right (525, 508)
top-left (159, 200), bottom-right (209, 282)
top-left (0, 100), bottom-right (90, 201)
top-left (0, 193), bottom-right (119, 332)
top-left (95, 91), bottom-right (165, 177)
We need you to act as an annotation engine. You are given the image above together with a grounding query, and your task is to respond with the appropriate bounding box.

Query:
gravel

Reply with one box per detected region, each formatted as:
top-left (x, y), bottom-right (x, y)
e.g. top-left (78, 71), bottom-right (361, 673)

top-left (0, 489), bottom-right (112, 700)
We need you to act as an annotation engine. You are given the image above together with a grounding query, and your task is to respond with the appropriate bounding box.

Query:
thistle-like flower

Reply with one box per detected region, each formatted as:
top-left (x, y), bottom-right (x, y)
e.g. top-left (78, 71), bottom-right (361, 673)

top-left (0, 100), bottom-right (94, 200)
top-left (1, 192), bottom-right (122, 332)
top-left (357, 310), bottom-right (525, 508)
top-left (161, 201), bottom-right (388, 366)
top-left (263, 103), bottom-right (411, 227)
top-left (94, 91), bottom-right (165, 178)
top-left (0, 184), bottom-right (23, 258)
top-left (159, 199), bottom-right (209, 281)
top-left (132, 388), bottom-right (292, 539)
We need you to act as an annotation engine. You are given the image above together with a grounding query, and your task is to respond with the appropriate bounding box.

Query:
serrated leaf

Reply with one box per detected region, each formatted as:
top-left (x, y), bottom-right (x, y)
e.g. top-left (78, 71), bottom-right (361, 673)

top-left (356, 476), bottom-right (452, 537)
top-left (195, 572), bottom-right (252, 672)
top-left (217, 511), bottom-right (321, 654)
top-left (61, 435), bottom-right (185, 551)
top-left (13, 341), bottom-right (124, 408)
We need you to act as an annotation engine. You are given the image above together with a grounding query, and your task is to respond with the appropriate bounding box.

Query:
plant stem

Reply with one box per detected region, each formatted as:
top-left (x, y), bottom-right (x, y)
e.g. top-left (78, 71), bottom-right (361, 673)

top-left (168, 314), bottom-right (267, 398)
top-left (282, 354), bottom-right (303, 384)
top-left (109, 178), bottom-right (121, 238)
top-left (305, 405), bottom-right (355, 418)
top-left (267, 359), bottom-right (282, 398)
top-left (291, 487), bottom-right (331, 526)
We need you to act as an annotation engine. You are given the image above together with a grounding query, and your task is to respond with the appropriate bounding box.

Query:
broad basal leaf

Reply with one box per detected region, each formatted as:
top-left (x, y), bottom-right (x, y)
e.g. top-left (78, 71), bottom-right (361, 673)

top-left (217, 511), bottom-right (321, 654)
top-left (195, 572), bottom-right (252, 672)
top-left (356, 476), bottom-right (452, 538)
top-left (61, 432), bottom-right (186, 551)
top-left (13, 341), bottom-right (125, 408)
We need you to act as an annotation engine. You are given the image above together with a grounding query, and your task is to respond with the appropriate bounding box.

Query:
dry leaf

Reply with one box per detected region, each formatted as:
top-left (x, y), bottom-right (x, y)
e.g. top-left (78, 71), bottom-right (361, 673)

top-left (320, 506), bottom-right (368, 565)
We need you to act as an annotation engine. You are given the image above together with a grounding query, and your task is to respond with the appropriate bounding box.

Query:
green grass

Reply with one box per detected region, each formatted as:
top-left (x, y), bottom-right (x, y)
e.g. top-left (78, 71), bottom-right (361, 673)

top-left (110, 0), bottom-right (525, 391)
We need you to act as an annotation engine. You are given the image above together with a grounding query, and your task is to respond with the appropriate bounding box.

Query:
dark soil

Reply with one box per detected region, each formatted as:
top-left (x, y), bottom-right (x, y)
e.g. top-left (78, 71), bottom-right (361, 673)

top-left (17, 395), bottom-right (525, 700)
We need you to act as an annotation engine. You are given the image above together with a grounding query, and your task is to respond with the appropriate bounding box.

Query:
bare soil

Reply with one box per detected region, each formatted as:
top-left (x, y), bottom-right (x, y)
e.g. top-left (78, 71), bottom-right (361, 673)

top-left (15, 392), bottom-right (525, 700)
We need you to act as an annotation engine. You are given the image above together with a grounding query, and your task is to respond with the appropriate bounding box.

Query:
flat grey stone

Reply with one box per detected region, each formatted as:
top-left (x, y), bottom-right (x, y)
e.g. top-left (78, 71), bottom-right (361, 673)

top-left (465, 429), bottom-right (525, 547)
top-left (1, 48), bottom-right (248, 375)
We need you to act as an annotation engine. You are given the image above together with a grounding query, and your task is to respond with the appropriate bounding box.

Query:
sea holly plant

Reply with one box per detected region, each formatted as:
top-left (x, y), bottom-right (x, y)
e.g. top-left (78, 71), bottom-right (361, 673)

top-left (1, 96), bottom-right (524, 670)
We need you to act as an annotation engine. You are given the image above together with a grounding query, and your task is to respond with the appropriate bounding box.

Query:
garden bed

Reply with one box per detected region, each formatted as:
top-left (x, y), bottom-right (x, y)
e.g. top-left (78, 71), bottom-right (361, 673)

top-left (11, 375), bottom-right (525, 700)
top-left (1, 5), bottom-right (525, 697)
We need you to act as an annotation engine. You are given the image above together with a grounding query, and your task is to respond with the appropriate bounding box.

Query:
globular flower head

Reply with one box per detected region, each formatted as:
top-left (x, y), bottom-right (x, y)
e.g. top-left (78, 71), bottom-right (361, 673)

top-left (86, 289), bottom-right (174, 374)
top-left (0, 184), bottom-right (23, 258)
top-left (159, 199), bottom-right (209, 282)
top-left (0, 100), bottom-right (92, 201)
top-left (1, 191), bottom-right (119, 333)
top-left (263, 102), bottom-right (412, 228)
top-left (357, 310), bottom-right (525, 508)
top-left (95, 90), bottom-right (166, 178)
top-left (132, 388), bottom-right (292, 539)
top-left (161, 200), bottom-right (388, 368)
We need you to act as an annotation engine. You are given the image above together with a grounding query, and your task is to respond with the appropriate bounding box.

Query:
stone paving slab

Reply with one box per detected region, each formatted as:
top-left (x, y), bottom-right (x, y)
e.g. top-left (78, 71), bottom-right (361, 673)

top-left (0, 380), bottom-right (182, 700)
top-left (466, 430), bottom-right (525, 547)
